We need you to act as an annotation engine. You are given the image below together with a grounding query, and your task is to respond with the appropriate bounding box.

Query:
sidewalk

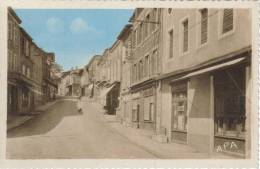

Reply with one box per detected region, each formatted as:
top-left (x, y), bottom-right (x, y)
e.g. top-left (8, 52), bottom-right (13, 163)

top-left (86, 100), bottom-right (236, 159)
top-left (7, 99), bottom-right (59, 131)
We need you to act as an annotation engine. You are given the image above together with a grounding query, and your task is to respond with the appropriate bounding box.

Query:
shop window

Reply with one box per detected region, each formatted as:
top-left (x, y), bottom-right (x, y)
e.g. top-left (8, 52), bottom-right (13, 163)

top-left (214, 66), bottom-right (245, 139)
top-left (172, 82), bottom-right (188, 133)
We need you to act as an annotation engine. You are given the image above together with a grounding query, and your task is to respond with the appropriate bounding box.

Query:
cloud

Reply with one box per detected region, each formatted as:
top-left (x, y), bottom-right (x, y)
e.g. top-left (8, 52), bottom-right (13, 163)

top-left (46, 17), bottom-right (64, 34)
top-left (70, 17), bottom-right (94, 33)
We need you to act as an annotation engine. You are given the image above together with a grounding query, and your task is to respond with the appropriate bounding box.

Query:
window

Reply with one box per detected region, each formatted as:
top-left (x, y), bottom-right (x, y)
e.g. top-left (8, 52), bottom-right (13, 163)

top-left (8, 50), bottom-right (11, 69)
top-left (132, 30), bottom-right (137, 49)
top-left (151, 8), bottom-right (157, 32)
top-left (25, 40), bottom-right (30, 57)
top-left (168, 8), bottom-right (172, 14)
top-left (222, 9), bottom-right (234, 34)
top-left (10, 20), bottom-right (13, 40)
top-left (182, 19), bottom-right (189, 53)
top-left (144, 55), bottom-right (149, 77)
top-left (172, 84), bottom-right (188, 132)
top-left (139, 60), bottom-right (143, 80)
top-left (169, 29), bottom-right (174, 58)
top-left (26, 67), bottom-right (31, 78)
top-left (13, 53), bottom-right (16, 70)
top-left (149, 103), bottom-right (155, 122)
top-left (140, 23), bottom-right (144, 43)
top-left (145, 14), bottom-right (150, 38)
top-left (133, 64), bottom-right (137, 82)
top-left (200, 8), bottom-right (208, 44)
top-left (151, 49), bottom-right (157, 75)
top-left (8, 20), bottom-right (11, 40)
top-left (22, 65), bottom-right (26, 75)
top-left (214, 66), bottom-right (245, 139)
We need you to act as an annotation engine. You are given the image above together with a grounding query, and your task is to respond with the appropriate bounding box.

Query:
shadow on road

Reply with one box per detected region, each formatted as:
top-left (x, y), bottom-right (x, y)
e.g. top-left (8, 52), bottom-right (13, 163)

top-left (7, 100), bottom-right (82, 138)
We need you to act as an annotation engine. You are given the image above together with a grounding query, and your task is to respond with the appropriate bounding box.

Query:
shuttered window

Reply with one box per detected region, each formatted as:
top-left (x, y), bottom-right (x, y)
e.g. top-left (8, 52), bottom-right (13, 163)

top-left (200, 8), bottom-right (208, 44)
top-left (145, 14), bottom-right (150, 38)
top-left (182, 19), bottom-right (189, 53)
top-left (222, 9), bottom-right (234, 34)
top-left (169, 29), bottom-right (173, 58)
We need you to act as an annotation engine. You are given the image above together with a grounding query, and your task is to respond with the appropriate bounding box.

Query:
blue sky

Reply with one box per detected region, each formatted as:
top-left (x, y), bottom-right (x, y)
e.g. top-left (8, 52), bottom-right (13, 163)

top-left (15, 9), bottom-right (134, 71)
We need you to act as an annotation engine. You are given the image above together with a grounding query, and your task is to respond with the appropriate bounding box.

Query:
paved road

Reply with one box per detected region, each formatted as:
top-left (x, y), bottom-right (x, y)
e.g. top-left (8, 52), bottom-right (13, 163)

top-left (6, 99), bottom-right (156, 159)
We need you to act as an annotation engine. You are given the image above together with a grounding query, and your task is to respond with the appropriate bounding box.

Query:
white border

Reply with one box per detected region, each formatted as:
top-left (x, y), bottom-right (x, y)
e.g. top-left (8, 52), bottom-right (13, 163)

top-left (0, 0), bottom-right (258, 168)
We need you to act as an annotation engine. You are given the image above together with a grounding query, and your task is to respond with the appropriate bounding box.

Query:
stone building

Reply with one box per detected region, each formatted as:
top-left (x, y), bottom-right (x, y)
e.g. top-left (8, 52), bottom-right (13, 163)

top-left (7, 7), bottom-right (22, 116)
top-left (31, 42), bottom-right (44, 107)
top-left (80, 65), bottom-right (91, 97)
top-left (156, 8), bottom-right (251, 157)
top-left (129, 8), bottom-right (161, 131)
top-left (58, 71), bottom-right (70, 96)
top-left (117, 24), bottom-right (133, 124)
top-left (18, 27), bottom-right (35, 114)
top-left (68, 68), bottom-right (82, 97)
top-left (42, 52), bottom-right (58, 102)
top-left (87, 55), bottom-right (102, 97)
top-left (7, 7), bottom-right (57, 117)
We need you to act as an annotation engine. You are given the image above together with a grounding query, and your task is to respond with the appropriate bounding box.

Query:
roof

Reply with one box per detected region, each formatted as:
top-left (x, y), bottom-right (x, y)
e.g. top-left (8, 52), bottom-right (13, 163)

top-left (8, 7), bottom-right (22, 24)
top-left (20, 27), bottom-right (33, 41)
top-left (88, 55), bottom-right (102, 67)
top-left (117, 24), bottom-right (132, 40)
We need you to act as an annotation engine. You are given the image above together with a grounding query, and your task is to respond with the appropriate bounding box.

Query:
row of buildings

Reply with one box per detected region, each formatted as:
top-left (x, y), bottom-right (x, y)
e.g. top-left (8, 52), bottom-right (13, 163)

top-left (8, 8), bottom-right (60, 118)
top-left (59, 8), bottom-right (252, 158)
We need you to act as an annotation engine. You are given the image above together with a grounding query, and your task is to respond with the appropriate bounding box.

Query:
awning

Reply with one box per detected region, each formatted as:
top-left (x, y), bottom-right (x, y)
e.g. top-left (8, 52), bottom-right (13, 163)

top-left (99, 84), bottom-right (116, 98)
top-left (28, 86), bottom-right (44, 95)
top-left (171, 57), bottom-right (245, 82)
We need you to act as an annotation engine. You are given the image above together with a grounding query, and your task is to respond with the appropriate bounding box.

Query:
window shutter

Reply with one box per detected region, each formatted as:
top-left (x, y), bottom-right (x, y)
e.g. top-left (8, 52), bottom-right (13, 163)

top-left (183, 20), bottom-right (188, 52)
top-left (200, 9), bottom-right (208, 44)
top-left (169, 29), bottom-right (173, 58)
top-left (222, 9), bottom-right (233, 34)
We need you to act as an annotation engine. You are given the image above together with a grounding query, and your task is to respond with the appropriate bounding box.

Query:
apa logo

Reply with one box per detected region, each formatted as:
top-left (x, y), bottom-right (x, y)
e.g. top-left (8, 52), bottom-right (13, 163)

top-left (216, 141), bottom-right (238, 152)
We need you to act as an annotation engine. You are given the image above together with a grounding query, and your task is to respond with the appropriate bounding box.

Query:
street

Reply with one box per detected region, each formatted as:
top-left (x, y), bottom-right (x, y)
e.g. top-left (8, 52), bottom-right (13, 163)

top-left (6, 99), bottom-right (156, 159)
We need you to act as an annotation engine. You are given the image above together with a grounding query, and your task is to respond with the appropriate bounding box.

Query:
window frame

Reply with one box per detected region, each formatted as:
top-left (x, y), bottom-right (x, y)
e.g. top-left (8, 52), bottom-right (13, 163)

top-left (196, 8), bottom-right (210, 49)
top-left (218, 8), bottom-right (236, 40)
top-left (179, 16), bottom-right (190, 56)
top-left (168, 28), bottom-right (174, 59)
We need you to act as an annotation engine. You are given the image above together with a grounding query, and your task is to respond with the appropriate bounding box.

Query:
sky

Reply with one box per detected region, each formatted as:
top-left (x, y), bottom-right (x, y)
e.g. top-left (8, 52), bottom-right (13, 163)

top-left (15, 9), bottom-right (134, 71)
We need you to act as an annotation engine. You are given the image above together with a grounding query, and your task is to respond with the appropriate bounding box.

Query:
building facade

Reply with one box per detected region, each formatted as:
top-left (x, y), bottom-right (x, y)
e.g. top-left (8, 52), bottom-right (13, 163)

top-left (7, 7), bottom-right (58, 118)
top-left (117, 24), bottom-right (133, 125)
top-left (31, 42), bottom-right (44, 107)
top-left (129, 8), bottom-right (161, 131)
top-left (156, 8), bottom-right (251, 157)
top-left (7, 7), bottom-right (22, 116)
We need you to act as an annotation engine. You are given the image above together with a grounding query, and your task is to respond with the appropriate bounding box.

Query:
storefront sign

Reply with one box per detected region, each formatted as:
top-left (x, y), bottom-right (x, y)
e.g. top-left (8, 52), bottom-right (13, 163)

top-left (131, 92), bottom-right (141, 99)
top-left (143, 87), bottom-right (153, 97)
top-left (177, 105), bottom-right (185, 111)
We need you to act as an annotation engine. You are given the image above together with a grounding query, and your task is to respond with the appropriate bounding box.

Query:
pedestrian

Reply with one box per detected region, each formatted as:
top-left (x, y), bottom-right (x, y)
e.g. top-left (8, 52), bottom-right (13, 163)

top-left (77, 96), bottom-right (83, 114)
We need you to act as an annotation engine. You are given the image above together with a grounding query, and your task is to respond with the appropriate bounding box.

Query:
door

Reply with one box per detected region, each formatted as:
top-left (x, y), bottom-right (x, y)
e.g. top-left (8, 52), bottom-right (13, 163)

top-left (137, 104), bottom-right (140, 128)
top-left (171, 82), bottom-right (188, 143)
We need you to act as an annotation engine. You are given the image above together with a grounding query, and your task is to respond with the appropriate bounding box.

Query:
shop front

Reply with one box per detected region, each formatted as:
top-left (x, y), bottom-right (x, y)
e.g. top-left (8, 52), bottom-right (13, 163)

top-left (159, 54), bottom-right (251, 156)
top-left (7, 83), bottom-right (18, 116)
top-left (213, 64), bottom-right (246, 155)
top-left (170, 81), bottom-right (188, 143)
top-left (130, 83), bottom-right (156, 131)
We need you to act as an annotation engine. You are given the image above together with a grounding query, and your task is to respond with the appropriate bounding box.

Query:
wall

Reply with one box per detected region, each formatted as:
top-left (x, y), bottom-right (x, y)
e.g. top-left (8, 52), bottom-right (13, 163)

top-left (161, 9), bottom-right (251, 75)
top-left (187, 74), bottom-right (213, 152)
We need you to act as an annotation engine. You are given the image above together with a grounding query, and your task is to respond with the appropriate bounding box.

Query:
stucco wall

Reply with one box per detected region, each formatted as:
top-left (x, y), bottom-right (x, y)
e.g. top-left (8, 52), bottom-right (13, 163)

top-left (161, 9), bottom-right (251, 74)
top-left (187, 74), bottom-right (213, 152)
